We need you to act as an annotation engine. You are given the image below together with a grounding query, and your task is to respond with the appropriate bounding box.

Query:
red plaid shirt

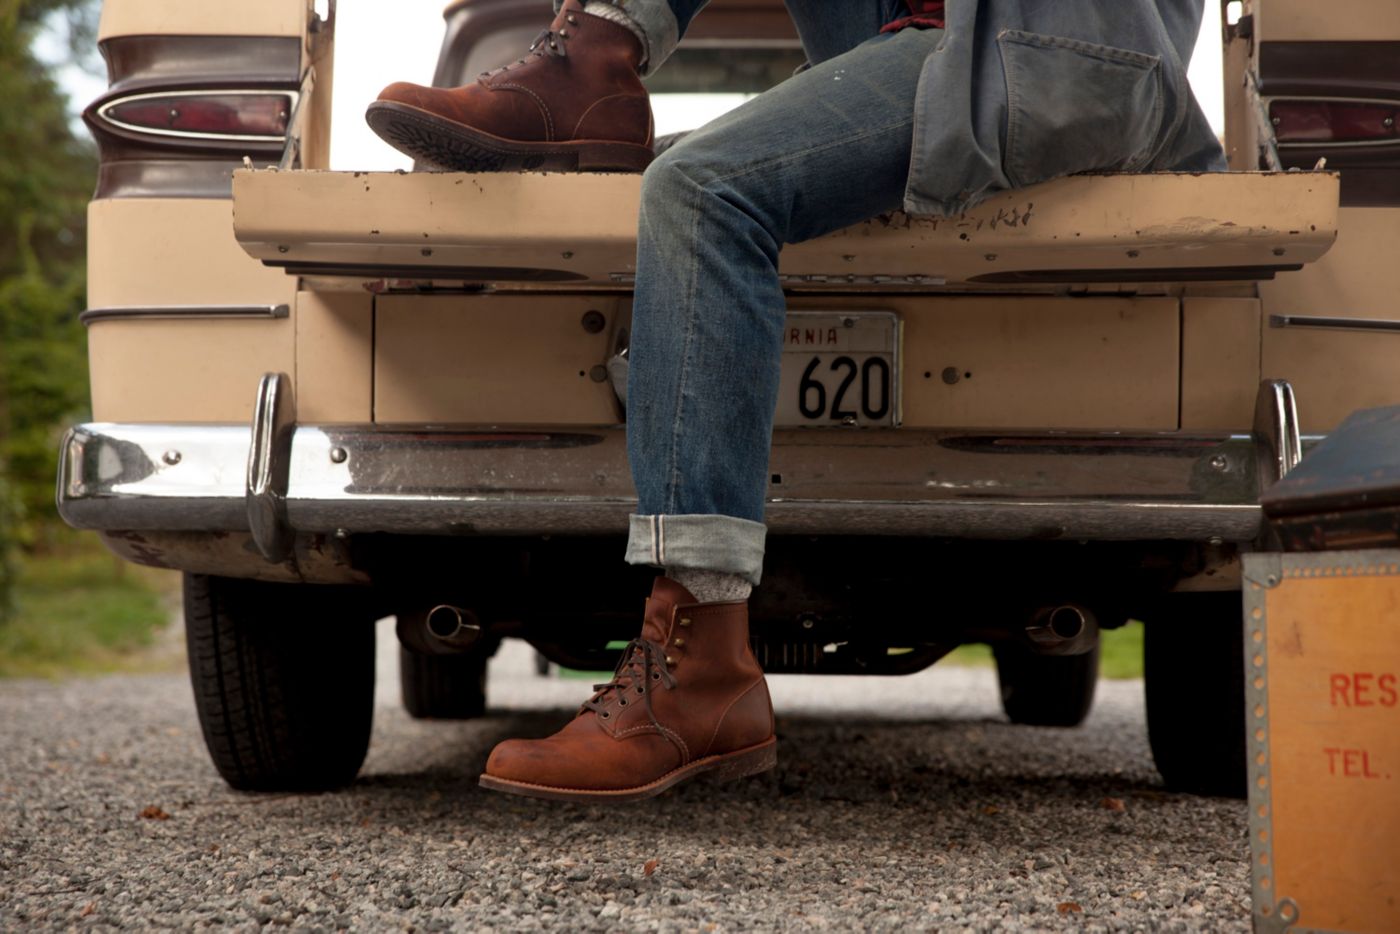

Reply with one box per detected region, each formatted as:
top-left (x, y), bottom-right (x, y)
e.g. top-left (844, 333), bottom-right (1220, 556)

top-left (881, 0), bottom-right (946, 32)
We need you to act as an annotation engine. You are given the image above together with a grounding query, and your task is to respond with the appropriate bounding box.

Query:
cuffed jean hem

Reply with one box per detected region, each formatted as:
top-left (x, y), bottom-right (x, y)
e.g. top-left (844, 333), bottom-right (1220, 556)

top-left (557, 0), bottom-right (680, 76)
top-left (625, 514), bottom-right (767, 585)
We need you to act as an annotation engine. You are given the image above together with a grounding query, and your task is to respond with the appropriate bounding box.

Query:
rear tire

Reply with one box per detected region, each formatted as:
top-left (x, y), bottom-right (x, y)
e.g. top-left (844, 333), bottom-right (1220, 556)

top-left (993, 642), bottom-right (1100, 727)
top-left (399, 648), bottom-right (489, 719)
top-left (1144, 591), bottom-right (1247, 797)
top-left (184, 574), bottom-right (375, 792)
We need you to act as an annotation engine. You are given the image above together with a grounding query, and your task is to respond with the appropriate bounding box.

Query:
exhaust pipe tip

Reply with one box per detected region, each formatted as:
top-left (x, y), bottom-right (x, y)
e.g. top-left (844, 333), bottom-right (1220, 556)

top-left (425, 604), bottom-right (482, 651)
top-left (1025, 604), bottom-right (1098, 656)
top-left (1045, 605), bottom-right (1087, 641)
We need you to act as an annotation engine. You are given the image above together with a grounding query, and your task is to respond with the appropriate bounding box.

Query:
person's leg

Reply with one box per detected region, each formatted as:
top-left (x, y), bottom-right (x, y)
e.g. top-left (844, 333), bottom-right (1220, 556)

top-left (481, 26), bottom-right (941, 801)
top-left (624, 26), bottom-right (943, 588)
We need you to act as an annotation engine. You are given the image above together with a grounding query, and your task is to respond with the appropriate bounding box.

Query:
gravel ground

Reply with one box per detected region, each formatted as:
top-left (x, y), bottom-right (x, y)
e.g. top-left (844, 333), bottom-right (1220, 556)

top-left (0, 620), bottom-right (1252, 932)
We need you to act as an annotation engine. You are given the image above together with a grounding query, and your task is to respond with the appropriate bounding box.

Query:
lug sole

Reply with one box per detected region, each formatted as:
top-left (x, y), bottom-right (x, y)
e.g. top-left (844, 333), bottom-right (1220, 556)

top-left (365, 100), bottom-right (654, 173)
top-left (478, 736), bottom-right (777, 802)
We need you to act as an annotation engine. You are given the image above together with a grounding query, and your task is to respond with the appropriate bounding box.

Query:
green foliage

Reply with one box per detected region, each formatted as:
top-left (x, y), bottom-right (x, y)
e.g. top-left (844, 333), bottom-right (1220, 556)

top-left (0, 533), bottom-right (179, 678)
top-left (0, 0), bottom-right (99, 624)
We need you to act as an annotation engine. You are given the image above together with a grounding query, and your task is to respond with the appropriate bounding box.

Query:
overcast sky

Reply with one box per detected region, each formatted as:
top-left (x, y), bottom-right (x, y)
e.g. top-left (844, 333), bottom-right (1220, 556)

top-left (48, 0), bottom-right (1224, 173)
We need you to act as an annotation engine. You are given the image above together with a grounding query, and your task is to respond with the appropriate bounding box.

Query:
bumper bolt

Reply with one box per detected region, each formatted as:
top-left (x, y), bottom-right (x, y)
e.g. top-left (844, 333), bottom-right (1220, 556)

top-left (161, 450), bottom-right (181, 466)
top-left (330, 447), bottom-right (348, 464)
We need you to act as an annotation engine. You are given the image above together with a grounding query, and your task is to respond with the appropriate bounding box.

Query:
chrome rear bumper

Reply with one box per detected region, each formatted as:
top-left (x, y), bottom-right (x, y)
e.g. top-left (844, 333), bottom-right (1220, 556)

top-left (58, 422), bottom-right (1279, 548)
top-left (59, 375), bottom-right (1307, 555)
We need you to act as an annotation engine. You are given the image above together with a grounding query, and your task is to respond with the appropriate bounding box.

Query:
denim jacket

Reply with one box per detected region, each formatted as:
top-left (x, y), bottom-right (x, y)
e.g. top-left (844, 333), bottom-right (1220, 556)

top-left (905, 0), bottom-right (1226, 216)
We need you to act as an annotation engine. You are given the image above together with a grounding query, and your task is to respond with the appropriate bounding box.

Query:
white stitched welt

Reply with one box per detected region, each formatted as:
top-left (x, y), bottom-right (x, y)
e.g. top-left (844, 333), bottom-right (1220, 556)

top-left (703, 678), bottom-right (761, 757)
top-left (496, 82), bottom-right (555, 140)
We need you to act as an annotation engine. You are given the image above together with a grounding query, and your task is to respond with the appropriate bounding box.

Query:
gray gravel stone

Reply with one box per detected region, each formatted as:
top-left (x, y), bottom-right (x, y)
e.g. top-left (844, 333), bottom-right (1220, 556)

top-left (0, 619), bottom-right (1251, 931)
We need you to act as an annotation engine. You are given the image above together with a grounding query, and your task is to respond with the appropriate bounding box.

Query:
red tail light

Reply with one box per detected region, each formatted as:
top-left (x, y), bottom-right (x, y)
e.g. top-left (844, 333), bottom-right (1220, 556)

top-left (1270, 99), bottom-right (1399, 145)
top-left (98, 91), bottom-right (295, 142)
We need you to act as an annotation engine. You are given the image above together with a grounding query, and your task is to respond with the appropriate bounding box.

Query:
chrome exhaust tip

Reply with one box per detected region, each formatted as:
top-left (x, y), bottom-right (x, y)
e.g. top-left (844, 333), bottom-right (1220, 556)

top-left (424, 605), bottom-right (482, 651)
top-left (1024, 605), bottom-right (1098, 656)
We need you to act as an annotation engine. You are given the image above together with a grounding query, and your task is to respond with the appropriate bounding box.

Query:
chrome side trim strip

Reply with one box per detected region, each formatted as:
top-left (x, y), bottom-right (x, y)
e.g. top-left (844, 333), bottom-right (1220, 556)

top-left (58, 422), bottom-right (1274, 543)
top-left (80, 304), bottom-right (290, 325)
top-left (1268, 313), bottom-right (1400, 333)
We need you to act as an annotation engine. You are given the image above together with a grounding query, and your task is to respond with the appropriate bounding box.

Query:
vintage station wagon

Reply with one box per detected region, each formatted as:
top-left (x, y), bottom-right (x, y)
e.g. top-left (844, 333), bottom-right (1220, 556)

top-left (59, 0), bottom-right (1399, 795)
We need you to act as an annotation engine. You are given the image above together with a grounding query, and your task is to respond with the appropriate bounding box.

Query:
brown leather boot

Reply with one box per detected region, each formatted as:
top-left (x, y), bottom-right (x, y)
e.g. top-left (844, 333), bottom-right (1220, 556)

top-left (366, 0), bottom-right (654, 173)
top-left (480, 577), bottom-right (776, 801)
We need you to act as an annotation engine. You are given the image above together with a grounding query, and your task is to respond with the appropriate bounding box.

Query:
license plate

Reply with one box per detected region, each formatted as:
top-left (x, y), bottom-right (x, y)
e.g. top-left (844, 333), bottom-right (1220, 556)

top-left (774, 312), bottom-right (900, 427)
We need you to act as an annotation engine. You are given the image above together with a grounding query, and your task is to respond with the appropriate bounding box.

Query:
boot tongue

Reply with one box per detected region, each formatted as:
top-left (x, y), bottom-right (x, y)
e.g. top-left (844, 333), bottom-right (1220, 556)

top-left (641, 576), bottom-right (696, 644)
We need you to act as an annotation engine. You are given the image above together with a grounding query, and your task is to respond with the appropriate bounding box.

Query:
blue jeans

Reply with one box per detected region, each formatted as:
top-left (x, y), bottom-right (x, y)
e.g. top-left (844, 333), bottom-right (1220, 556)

top-left (618, 1), bottom-right (937, 584)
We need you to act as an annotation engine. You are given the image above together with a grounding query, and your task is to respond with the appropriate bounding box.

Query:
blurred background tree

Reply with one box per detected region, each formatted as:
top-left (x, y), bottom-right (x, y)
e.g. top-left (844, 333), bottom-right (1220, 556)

top-left (0, 0), bottom-right (99, 624)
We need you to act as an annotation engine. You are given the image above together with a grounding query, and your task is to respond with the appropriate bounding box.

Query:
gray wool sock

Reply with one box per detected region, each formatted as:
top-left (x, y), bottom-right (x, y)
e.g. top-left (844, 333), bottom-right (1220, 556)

top-left (668, 568), bottom-right (753, 604)
top-left (583, 2), bottom-right (650, 70)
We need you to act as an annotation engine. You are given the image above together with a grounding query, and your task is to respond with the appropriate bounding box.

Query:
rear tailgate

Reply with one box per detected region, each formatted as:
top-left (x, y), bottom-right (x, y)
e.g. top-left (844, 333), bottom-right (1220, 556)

top-left (232, 169), bottom-right (1339, 288)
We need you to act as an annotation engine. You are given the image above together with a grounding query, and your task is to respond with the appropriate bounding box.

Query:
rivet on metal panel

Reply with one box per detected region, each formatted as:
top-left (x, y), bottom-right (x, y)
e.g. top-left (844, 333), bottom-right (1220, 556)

top-left (161, 450), bottom-right (182, 466)
top-left (589, 365), bottom-right (608, 383)
top-left (1246, 553), bottom-right (1283, 589)
top-left (581, 311), bottom-right (606, 334)
top-left (329, 447), bottom-right (348, 464)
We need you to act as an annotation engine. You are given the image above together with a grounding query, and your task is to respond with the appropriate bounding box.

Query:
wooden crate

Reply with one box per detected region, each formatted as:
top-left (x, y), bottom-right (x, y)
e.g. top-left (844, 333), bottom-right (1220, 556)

top-left (1244, 551), bottom-right (1400, 934)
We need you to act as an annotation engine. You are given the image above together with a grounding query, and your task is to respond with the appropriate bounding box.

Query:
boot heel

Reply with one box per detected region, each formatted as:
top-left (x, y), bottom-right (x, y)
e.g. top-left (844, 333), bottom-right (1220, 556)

top-left (575, 141), bottom-right (655, 173)
top-left (709, 738), bottom-right (778, 783)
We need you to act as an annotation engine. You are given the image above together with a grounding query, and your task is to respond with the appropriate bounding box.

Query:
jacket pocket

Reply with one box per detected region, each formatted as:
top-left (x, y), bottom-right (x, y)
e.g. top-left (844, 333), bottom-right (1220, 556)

top-left (999, 30), bottom-right (1164, 188)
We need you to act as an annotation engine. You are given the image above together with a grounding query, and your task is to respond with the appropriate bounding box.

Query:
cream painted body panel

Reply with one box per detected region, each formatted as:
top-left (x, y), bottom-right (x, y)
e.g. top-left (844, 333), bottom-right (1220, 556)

top-left (787, 297), bottom-right (1181, 431)
top-left (297, 291), bottom-right (372, 423)
top-left (88, 199), bottom-right (294, 309)
top-left (374, 295), bottom-right (625, 425)
top-left (1181, 298), bottom-right (1263, 431)
top-left (1260, 209), bottom-right (1400, 432)
top-left (89, 317), bottom-right (293, 423)
top-left (97, 0), bottom-right (309, 41)
top-left (87, 199), bottom-right (298, 422)
top-left (1255, 0), bottom-right (1400, 42)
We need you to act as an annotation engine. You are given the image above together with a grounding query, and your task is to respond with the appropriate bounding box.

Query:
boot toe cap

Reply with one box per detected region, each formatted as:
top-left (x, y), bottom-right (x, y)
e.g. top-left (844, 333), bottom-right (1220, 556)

top-left (484, 738), bottom-right (554, 784)
top-left (375, 81), bottom-right (437, 109)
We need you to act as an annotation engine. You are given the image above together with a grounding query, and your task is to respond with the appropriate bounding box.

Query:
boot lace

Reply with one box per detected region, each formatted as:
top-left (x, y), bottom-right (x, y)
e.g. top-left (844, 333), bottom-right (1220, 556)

top-left (582, 638), bottom-right (680, 747)
top-left (483, 18), bottom-right (576, 76)
top-left (529, 25), bottom-right (573, 59)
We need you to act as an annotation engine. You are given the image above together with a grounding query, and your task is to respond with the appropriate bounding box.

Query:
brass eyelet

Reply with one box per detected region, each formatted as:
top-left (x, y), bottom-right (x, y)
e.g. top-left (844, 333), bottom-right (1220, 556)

top-left (600, 711), bottom-right (610, 719)
top-left (679, 617), bottom-right (692, 627)
top-left (566, 13), bottom-right (578, 24)
top-left (673, 638), bottom-right (685, 648)
top-left (665, 655), bottom-right (676, 666)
